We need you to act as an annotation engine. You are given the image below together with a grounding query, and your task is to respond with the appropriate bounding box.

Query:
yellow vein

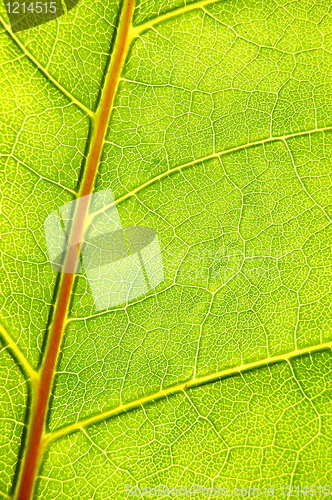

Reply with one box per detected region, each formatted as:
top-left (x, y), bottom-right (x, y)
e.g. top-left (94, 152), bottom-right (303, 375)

top-left (0, 15), bottom-right (94, 118)
top-left (131, 0), bottom-right (222, 37)
top-left (0, 323), bottom-right (38, 386)
top-left (43, 339), bottom-right (332, 447)
top-left (90, 125), bottom-right (332, 223)
top-left (0, 491), bottom-right (11, 500)
top-left (0, 154), bottom-right (77, 196)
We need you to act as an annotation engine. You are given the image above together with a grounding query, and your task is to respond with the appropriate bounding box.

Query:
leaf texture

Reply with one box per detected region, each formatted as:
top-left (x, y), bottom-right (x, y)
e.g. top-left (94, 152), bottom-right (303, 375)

top-left (0, 0), bottom-right (332, 498)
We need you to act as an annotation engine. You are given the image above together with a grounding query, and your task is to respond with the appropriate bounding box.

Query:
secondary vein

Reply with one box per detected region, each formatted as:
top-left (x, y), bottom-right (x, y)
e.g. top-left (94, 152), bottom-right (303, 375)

top-left (43, 339), bottom-right (332, 447)
top-left (131, 0), bottom-right (221, 37)
top-left (88, 125), bottom-right (332, 228)
top-left (0, 15), bottom-right (94, 118)
top-left (0, 323), bottom-right (38, 385)
top-left (0, 490), bottom-right (11, 500)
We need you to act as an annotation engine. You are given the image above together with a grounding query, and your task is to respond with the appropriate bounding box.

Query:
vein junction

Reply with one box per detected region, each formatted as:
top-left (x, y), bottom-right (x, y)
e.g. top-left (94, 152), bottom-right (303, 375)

top-left (11, 2), bottom-right (136, 500)
top-left (44, 340), bottom-right (332, 446)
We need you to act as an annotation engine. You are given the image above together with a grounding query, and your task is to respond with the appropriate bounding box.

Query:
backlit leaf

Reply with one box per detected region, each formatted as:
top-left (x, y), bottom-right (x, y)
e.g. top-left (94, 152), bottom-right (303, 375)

top-left (0, 0), bottom-right (331, 498)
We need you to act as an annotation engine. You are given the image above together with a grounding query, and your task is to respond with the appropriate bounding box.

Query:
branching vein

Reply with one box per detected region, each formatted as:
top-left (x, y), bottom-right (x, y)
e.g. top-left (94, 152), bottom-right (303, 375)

top-left (90, 125), bottom-right (332, 225)
top-left (132, 0), bottom-right (223, 37)
top-left (0, 323), bottom-right (38, 385)
top-left (0, 15), bottom-right (94, 118)
top-left (43, 340), bottom-right (332, 447)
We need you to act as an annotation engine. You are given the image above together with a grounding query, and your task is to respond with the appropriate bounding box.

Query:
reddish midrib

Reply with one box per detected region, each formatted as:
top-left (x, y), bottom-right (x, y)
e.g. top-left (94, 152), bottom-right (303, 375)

top-left (80, 0), bottom-right (135, 198)
top-left (14, 271), bottom-right (75, 500)
top-left (15, 2), bottom-right (135, 500)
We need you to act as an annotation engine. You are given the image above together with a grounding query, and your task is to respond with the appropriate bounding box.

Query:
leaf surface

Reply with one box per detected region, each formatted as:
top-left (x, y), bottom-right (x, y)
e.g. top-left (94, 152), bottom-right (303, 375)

top-left (0, 0), bottom-right (332, 498)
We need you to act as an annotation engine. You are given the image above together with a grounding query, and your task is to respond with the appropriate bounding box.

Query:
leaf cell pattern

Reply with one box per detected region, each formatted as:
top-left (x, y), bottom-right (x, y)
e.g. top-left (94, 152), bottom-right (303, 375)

top-left (0, 0), bottom-right (332, 498)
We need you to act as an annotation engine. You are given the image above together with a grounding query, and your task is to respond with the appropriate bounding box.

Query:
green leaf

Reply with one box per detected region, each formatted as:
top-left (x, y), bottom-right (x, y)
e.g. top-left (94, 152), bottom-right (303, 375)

top-left (1, 0), bottom-right (332, 498)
